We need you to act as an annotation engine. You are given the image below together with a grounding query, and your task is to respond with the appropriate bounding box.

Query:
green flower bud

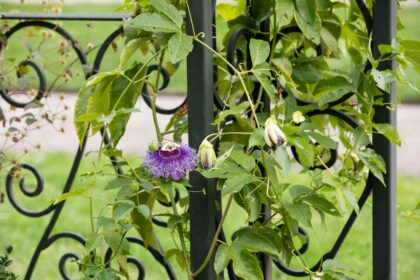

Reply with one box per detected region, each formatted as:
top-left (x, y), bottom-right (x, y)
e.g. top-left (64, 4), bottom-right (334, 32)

top-left (264, 117), bottom-right (286, 149)
top-left (148, 141), bottom-right (159, 151)
top-left (198, 140), bottom-right (217, 169)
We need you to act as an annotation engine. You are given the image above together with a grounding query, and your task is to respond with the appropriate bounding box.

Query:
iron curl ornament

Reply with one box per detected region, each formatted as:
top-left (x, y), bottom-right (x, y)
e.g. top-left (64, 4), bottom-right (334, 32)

top-left (0, 0), bottom-right (404, 277)
top-left (0, 14), bottom-right (180, 279)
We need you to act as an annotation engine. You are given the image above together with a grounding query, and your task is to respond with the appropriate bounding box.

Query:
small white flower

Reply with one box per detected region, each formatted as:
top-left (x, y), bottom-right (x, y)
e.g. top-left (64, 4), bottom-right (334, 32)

top-left (293, 111), bottom-right (305, 124)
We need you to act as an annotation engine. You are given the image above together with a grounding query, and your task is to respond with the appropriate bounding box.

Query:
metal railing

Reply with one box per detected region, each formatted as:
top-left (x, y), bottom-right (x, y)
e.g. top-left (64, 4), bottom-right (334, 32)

top-left (0, 0), bottom-right (397, 279)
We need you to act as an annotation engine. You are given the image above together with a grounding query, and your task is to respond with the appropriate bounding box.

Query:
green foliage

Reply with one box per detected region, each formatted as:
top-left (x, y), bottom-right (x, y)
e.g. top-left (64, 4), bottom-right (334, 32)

top-left (0, 246), bottom-right (17, 280)
top-left (75, 63), bottom-right (146, 145)
top-left (68, 0), bottom-right (420, 279)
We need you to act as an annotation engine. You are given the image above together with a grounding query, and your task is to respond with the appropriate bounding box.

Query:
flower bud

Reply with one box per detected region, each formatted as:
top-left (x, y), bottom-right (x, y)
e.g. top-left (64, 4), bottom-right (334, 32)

top-left (198, 140), bottom-right (217, 170)
top-left (148, 141), bottom-right (159, 151)
top-left (264, 117), bottom-right (286, 149)
top-left (292, 111), bottom-right (305, 124)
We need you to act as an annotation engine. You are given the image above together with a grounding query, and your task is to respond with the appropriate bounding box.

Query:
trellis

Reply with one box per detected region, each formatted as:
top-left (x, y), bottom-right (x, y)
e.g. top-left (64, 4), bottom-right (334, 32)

top-left (0, 0), bottom-right (396, 279)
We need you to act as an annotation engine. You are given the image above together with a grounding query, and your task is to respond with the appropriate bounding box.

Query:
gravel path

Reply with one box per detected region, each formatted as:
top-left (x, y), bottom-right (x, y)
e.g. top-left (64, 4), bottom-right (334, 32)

top-left (2, 94), bottom-right (419, 176)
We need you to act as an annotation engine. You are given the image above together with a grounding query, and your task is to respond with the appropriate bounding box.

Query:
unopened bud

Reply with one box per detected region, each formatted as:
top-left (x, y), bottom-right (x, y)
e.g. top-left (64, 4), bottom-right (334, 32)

top-left (148, 141), bottom-right (159, 151)
top-left (264, 117), bottom-right (286, 149)
top-left (198, 140), bottom-right (217, 170)
top-left (292, 111), bottom-right (305, 124)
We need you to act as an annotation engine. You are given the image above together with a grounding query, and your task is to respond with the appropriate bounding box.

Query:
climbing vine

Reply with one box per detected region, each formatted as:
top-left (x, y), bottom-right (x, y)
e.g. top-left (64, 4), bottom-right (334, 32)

top-left (67, 0), bottom-right (420, 279)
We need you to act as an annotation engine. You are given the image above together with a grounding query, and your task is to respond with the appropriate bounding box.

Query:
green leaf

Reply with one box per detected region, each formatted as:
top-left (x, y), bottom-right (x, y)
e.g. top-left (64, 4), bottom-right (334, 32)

top-left (131, 191), bottom-right (160, 251)
top-left (104, 229), bottom-right (130, 255)
top-left (246, 187), bottom-right (262, 222)
top-left (355, 147), bottom-right (386, 186)
top-left (295, 0), bottom-right (316, 23)
top-left (216, 0), bottom-right (246, 20)
top-left (53, 187), bottom-right (88, 204)
top-left (74, 86), bottom-right (95, 143)
top-left (304, 194), bottom-right (341, 216)
top-left (120, 38), bottom-right (147, 66)
top-left (230, 150), bottom-right (256, 171)
top-left (248, 127), bottom-right (265, 147)
top-left (85, 232), bottom-right (104, 252)
top-left (273, 147), bottom-right (291, 177)
top-left (168, 215), bottom-right (184, 229)
top-left (276, 0), bottom-right (294, 27)
top-left (75, 63), bottom-right (146, 146)
top-left (108, 63), bottom-right (147, 145)
top-left (352, 127), bottom-right (371, 149)
top-left (294, 10), bottom-right (321, 44)
top-left (314, 76), bottom-right (353, 96)
top-left (214, 101), bottom-right (250, 124)
top-left (371, 68), bottom-right (394, 92)
top-left (292, 61), bottom-right (323, 84)
top-left (105, 178), bottom-right (134, 190)
top-left (114, 201), bottom-right (135, 221)
top-left (168, 33), bottom-right (194, 64)
top-left (235, 232), bottom-right (279, 257)
top-left (282, 197), bottom-right (312, 228)
top-left (289, 137), bottom-right (314, 167)
top-left (249, 38), bottom-right (270, 66)
top-left (374, 123), bottom-right (401, 146)
top-left (298, 124), bottom-right (338, 149)
top-left (223, 173), bottom-right (260, 195)
top-left (137, 204), bottom-right (151, 218)
top-left (215, 244), bottom-right (232, 274)
top-left (98, 216), bottom-right (115, 227)
top-left (343, 187), bottom-right (359, 214)
top-left (318, 91), bottom-right (353, 110)
top-left (253, 70), bottom-right (277, 103)
top-left (150, 0), bottom-right (183, 28)
top-left (98, 270), bottom-right (118, 280)
top-left (322, 259), bottom-right (358, 279)
top-left (321, 27), bottom-right (339, 55)
top-left (401, 40), bottom-right (420, 71)
top-left (250, 0), bottom-right (272, 22)
top-left (231, 246), bottom-right (264, 280)
top-left (129, 13), bottom-right (179, 33)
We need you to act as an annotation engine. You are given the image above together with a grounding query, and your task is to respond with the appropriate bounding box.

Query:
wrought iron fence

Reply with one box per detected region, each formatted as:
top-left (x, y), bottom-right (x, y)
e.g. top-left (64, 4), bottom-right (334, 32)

top-left (0, 0), bottom-right (396, 279)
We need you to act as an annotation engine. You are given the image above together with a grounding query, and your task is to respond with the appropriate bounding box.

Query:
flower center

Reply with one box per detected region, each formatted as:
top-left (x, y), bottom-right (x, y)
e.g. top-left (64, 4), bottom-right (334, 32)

top-left (158, 148), bottom-right (182, 159)
top-left (159, 141), bottom-right (182, 159)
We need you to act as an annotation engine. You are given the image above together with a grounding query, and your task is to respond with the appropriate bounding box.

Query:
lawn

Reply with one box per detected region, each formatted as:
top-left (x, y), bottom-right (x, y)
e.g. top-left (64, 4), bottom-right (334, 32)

top-left (0, 2), bottom-right (419, 279)
top-left (0, 152), bottom-right (418, 279)
top-left (0, 3), bottom-right (419, 101)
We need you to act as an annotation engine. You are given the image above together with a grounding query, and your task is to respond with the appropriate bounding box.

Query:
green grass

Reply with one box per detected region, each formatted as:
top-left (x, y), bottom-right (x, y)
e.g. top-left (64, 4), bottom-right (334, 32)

top-left (397, 6), bottom-right (420, 102)
top-left (0, 2), bottom-right (188, 94)
top-left (1, 3), bottom-right (420, 101)
top-left (0, 152), bottom-right (419, 279)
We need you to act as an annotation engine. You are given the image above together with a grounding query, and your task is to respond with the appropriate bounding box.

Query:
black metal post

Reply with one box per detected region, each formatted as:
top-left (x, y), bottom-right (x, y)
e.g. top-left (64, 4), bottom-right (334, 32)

top-left (372, 0), bottom-right (397, 279)
top-left (255, 18), bottom-right (272, 280)
top-left (187, 1), bottom-right (217, 279)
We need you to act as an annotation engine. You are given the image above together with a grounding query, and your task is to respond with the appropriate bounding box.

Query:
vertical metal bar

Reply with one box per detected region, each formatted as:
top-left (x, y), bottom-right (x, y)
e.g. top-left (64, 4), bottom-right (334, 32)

top-left (371, 1), bottom-right (397, 279)
top-left (255, 17), bottom-right (273, 280)
top-left (187, 1), bottom-right (217, 279)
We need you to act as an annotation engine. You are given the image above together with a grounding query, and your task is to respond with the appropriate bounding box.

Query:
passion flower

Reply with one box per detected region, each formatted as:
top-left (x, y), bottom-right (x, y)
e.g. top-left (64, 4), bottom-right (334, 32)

top-left (264, 117), bottom-right (287, 149)
top-left (198, 140), bottom-right (217, 169)
top-left (144, 140), bottom-right (196, 181)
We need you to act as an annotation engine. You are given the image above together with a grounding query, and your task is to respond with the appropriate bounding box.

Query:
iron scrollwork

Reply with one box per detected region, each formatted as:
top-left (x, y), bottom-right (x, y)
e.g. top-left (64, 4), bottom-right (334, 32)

top-left (212, 0), bottom-right (378, 277)
top-left (0, 15), bottom-right (179, 279)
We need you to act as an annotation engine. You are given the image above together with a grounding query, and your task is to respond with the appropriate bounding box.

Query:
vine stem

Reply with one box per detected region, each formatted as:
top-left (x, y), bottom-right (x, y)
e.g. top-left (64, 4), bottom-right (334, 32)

top-left (110, 48), bottom-right (164, 113)
top-left (168, 187), bottom-right (193, 280)
top-left (150, 49), bottom-right (165, 142)
top-left (194, 37), bottom-right (260, 127)
top-left (192, 193), bottom-right (234, 277)
top-left (204, 131), bottom-right (252, 143)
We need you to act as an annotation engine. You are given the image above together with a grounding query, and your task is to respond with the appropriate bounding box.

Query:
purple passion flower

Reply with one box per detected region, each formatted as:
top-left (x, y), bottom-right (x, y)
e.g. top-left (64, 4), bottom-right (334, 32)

top-left (144, 140), bottom-right (197, 181)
